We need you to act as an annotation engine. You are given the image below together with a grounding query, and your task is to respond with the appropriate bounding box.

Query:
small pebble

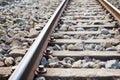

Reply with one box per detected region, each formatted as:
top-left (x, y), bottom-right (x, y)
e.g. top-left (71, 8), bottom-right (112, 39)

top-left (2, 44), bottom-right (11, 51)
top-left (0, 61), bottom-right (5, 67)
top-left (48, 57), bottom-right (59, 63)
top-left (59, 24), bottom-right (68, 31)
top-left (106, 46), bottom-right (117, 51)
top-left (53, 44), bottom-right (62, 50)
top-left (63, 57), bottom-right (75, 64)
top-left (40, 57), bottom-right (47, 66)
top-left (98, 61), bottom-right (106, 68)
top-left (52, 33), bottom-right (64, 39)
top-left (76, 27), bottom-right (84, 31)
top-left (101, 42), bottom-right (112, 48)
top-left (49, 62), bottom-right (60, 68)
top-left (95, 45), bottom-right (105, 51)
top-left (28, 28), bottom-right (39, 38)
top-left (35, 77), bottom-right (46, 80)
top-left (63, 35), bottom-right (70, 39)
top-left (15, 57), bottom-right (22, 65)
top-left (72, 60), bottom-right (82, 68)
top-left (85, 44), bottom-right (96, 50)
top-left (105, 60), bottom-right (118, 69)
top-left (64, 63), bottom-right (72, 68)
top-left (4, 57), bottom-right (14, 66)
top-left (0, 35), bottom-right (9, 42)
top-left (101, 29), bottom-right (110, 35)
top-left (68, 27), bottom-right (75, 31)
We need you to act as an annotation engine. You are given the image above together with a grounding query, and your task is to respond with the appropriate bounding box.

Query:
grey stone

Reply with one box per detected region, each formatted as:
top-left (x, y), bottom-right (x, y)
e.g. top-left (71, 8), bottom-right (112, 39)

top-left (105, 60), bottom-right (118, 69)
top-left (35, 26), bottom-right (42, 31)
top-left (98, 61), bottom-right (106, 68)
top-left (59, 60), bottom-right (72, 68)
top-left (63, 57), bottom-right (75, 64)
top-left (14, 18), bottom-right (24, 24)
top-left (80, 35), bottom-right (88, 40)
top-left (48, 57), bottom-right (59, 63)
top-left (93, 64), bottom-right (101, 68)
top-left (72, 60), bottom-right (82, 68)
top-left (66, 59), bottom-right (72, 64)
top-left (101, 29), bottom-right (110, 35)
top-left (63, 35), bottom-right (70, 39)
top-left (76, 27), bottom-right (84, 31)
top-left (0, 61), bottom-right (4, 67)
top-left (58, 61), bottom-right (66, 65)
top-left (15, 57), bottom-right (22, 65)
top-left (87, 28), bottom-right (97, 31)
top-left (4, 57), bottom-right (14, 66)
top-left (14, 27), bottom-right (21, 31)
top-left (52, 33), bottom-right (64, 39)
top-left (82, 62), bottom-right (89, 68)
top-left (48, 57), bottom-right (61, 68)
top-left (28, 28), bottom-right (39, 38)
top-left (0, 49), bottom-right (6, 55)
top-left (85, 44), bottom-right (96, 50)
top-left (87, 62), bottom-right (95, 68)
top-left (0, 35), bottom-right (9, 42)
top-left (0, 18), bottom-right (6, 24)
top-left (40, 57), bottom-right (47, 66)
top-left (2, 45), bottom-right (11, 51)
top-left (49, 62), bottom-right (61, 68)
top-left (4, 54), bottom-right (10, 57)
top-left (0, 30), bottom-right (6, 37)
top-left (94, 22), bottom-right (104, 25)
top-left (117, 62), bottom-right (120, 68)
top-left (94, 60), bottom-right (100, 63)
top-left (67, 43), bottom-right (84, 51)
top-left (82, 61), bottom-right (95, 68)
top-left (87, 34), bottom-right (95, 38)
top-left (7, 29), bottom-right (15, 37)
top-left (35, 77), bottom-right (46, 80)
top-left (0, 53), bottom-right (3, 57)
top-left (68, 27), bottom-right (75, 31)
top-left (116, 45), bottom-right (120, 51)
top-left (61, 44), bottom-right (67, 50)
top-left (95, 45), bottom-right (105, 51)
top-left (110, 39), bottom-right (119, 46)
top-left (106, 34), bottom-right (114, 39)
top-left (106, 46), bottom-right (117, 51)
top-left (22, 42), bottom-right (28, 47)
top-left (53, 44), bottom-right (61, 50)
top-left (64, 63), bottom-right (72, 68)
top-left (13, 34), bottom-right (21, 40)
top-left (18, 31), bottom-right (28, 38)
top-left (81, 59), bottom-right (87, 63)
top-left (74, 34), bottom-right (80, 39)
top-left (67, 44), bottom-right (74, 50)
top-left (5, 38), bottom-right (12, 44)
top-left (59, 24), bottom-right (68, 31)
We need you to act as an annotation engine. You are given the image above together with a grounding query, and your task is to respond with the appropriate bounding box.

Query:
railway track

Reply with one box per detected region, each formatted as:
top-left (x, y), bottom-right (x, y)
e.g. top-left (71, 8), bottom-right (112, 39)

top-left (9, 0), bottom-right (120, 80)
top-left (0, 0), bottom-right (62, 80)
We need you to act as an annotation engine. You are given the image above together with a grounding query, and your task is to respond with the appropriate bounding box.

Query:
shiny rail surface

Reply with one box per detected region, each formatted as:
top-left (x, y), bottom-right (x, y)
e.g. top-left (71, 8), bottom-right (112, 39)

top-left (9, 0), bottom-right (120, 80)
top-left (99, 0), bottom-right (120, 21)
top-left (8, 0), bottom-right (69, 80)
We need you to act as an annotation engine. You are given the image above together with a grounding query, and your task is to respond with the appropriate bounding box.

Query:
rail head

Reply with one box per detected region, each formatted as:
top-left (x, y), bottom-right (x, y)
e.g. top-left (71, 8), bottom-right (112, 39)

top-left (104, 0), bottom-right (120, 14)
top-left (99, 0), bottom-right (120, 22)
top-left (8, 0), bottom-right (120, 80)
top-left (8, 0), bottom-right (69, 80)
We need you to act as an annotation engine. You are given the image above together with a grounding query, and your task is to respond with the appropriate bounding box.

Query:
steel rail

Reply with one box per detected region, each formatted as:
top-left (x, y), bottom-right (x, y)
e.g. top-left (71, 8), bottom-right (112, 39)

top-left (8, 0), bottom-right (69, 80)
top-left (99, 0), bottom-right (120, 22)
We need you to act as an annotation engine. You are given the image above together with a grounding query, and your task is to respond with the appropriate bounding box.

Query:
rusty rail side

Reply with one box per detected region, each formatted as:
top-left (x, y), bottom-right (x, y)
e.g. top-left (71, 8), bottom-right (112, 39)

top-left (8, 0), bottom-right (69, 80)
top-left (99, 0), bottom-right (120, 22)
